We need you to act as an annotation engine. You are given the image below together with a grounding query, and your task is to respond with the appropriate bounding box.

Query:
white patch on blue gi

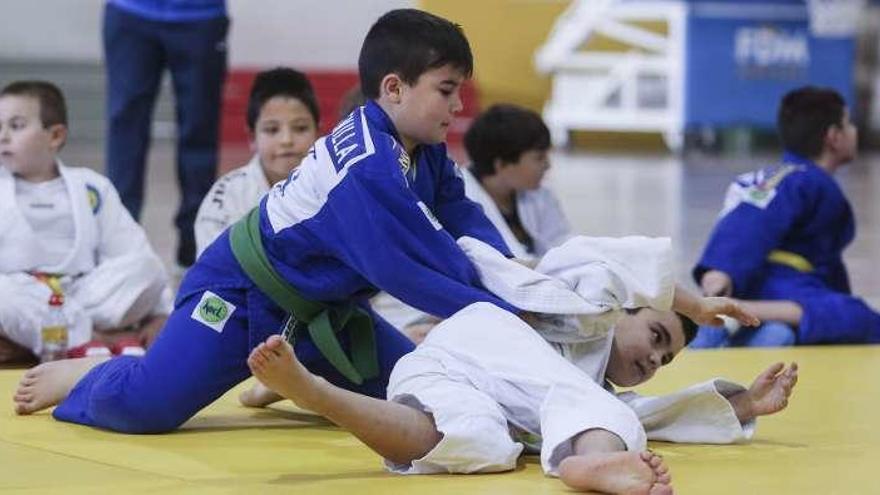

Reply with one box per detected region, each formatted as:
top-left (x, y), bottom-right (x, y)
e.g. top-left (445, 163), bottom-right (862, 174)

top-left (191, 290), bottom-right (236, 333)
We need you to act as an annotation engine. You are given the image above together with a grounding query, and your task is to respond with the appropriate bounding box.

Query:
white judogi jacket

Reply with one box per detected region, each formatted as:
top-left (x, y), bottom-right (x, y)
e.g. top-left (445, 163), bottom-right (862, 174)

top-left (0, 163), bottom-right (172, 353)
top-left (194, 155), bottom-right (271, 257)
top-left (387, 236), bottom-right (754, 476)
top-left (461, 168), bottom-right (572, 259)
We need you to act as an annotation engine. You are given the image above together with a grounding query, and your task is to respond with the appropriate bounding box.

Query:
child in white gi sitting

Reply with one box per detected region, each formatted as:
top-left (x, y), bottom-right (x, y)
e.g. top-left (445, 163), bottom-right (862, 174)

top-left (194, 68), bottom-right (320, 256)
top-left (462, 103), bottom-right (571, 259)
top-left (245, 235), bottom-right (796, 494)
top-left (0, 80), bottom-right (172, 362)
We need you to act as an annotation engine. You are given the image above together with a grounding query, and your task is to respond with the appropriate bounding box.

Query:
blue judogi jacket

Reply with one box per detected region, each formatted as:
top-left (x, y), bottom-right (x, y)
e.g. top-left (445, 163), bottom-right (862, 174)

top-left (692, 151), bottom-right (879, 343)
top-left (183, 101), bottom-right (517, 321)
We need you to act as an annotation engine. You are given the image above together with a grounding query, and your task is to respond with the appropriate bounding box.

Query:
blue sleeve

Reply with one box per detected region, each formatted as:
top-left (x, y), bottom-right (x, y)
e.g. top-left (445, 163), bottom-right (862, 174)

top-left (693, 173), bottom-right (812, 296)
top-left (317, 157), bottom-right (518, 319)
top-left (433, 157), bottom-right (513, 257)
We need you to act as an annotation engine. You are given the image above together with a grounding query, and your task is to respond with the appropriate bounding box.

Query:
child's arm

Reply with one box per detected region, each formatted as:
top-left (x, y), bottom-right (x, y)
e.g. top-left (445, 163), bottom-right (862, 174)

top-left (724, 362), bottom-right (799, 423)
top-left (672, 285), bottom-right (761, 327)
top-left (279, 151), bottom-right (518, 319)
top-left (432, 158), bottom-right (513, 257)
top-left (693, 170), bottom-right (815, 296)
top-left (618, 362), bottom-right (798, 444)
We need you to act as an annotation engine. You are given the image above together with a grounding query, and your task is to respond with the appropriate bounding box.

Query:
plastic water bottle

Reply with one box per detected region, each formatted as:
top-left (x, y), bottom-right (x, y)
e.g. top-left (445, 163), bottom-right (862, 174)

top-left (40, 294), bottom-right (68, 362)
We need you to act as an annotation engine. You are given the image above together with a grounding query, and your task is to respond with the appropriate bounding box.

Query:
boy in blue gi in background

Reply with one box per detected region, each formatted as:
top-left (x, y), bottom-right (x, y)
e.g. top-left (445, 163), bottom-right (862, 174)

top-left (691, 86), bottom-right (880, 347)
top-left (13, 9), bottom-right (520, 432)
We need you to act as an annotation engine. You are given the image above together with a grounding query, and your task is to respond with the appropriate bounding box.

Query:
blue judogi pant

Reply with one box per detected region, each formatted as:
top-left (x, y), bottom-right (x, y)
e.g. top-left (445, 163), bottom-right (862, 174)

top-left (53, 287), bottom-right (415, 433)
top-left (103, 3), bottom-right (228, 265)
top-left (689, 320), bottom-right (796, 349)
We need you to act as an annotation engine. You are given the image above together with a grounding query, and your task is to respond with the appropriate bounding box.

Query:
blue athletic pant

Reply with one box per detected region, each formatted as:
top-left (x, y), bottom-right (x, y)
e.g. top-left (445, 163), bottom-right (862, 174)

top-left (103, 3), bottom-right (228, 265)
top-left (53, 288), bottom-right (415, 433)
top-left (689, 320), bottom-right (796, 349)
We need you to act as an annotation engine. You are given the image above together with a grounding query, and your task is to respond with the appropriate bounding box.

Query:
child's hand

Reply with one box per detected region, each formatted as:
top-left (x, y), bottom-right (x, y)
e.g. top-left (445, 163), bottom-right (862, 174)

top-left (746, 362), bottom-right (798, 418)
top-left (689, 297), bottom-right (761, 327)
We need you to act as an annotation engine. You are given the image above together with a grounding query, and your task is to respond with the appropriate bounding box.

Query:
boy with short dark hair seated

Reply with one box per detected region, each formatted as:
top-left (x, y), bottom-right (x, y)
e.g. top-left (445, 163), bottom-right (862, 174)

top-left (463, 103), bottom-right (571, 259)
top-left (691, 86), bottom-right (879, 347)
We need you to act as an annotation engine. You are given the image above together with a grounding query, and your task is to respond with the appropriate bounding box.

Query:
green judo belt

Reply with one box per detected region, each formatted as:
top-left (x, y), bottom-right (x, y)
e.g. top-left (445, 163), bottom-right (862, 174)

top-left (229, 207), bottom-right (378, 384)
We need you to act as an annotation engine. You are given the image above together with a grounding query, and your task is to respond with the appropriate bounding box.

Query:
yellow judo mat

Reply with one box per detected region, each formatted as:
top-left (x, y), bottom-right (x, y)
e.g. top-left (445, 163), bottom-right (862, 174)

top-left (1, 346), bottom-right (877, 494)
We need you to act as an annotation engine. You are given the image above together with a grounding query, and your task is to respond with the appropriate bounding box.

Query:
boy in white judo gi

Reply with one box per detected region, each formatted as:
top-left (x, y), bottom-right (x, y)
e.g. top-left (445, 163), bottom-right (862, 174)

top-left (246, 235), bottom-right (795, 494)
top-left (194, 68), bottom-right (320, 256)
top-left (0, 81), bottom-right (172, 362)
top-left (462, 103), bottom-right (571, 259)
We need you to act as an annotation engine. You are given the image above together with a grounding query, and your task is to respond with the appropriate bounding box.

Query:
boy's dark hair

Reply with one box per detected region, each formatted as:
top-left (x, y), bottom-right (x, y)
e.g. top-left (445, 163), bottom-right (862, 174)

top-left (246, 67), bottom-right (319, 131)
top-left (777, 86), bottom-right (846, 159)
top-left (358, 9), bottom-right (473, 99)
top-left (0, 80), bottom-right (67, 128)
top-left (624, 307), bottom-right (698, 346)
top-left (464, 104), bottom-right (550, 180)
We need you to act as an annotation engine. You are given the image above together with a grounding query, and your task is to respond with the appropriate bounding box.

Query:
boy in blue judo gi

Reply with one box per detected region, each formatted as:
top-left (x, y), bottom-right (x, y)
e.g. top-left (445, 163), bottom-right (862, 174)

top-left (13, 9), bottom-right (519, 432)
top-left (691, 86), bottom-right (880, 347)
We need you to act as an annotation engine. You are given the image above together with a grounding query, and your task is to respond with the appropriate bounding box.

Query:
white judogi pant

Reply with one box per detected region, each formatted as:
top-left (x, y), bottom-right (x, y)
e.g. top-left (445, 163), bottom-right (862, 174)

top-left (386, 303), bottom-right (645, 476)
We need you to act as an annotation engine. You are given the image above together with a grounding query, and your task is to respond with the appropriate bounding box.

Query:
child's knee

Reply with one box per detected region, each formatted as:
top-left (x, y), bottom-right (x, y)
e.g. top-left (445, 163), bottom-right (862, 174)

top-left (87, 357), bottom-right (190, 433)
top-left (688, 325), bottom-right (728, 348)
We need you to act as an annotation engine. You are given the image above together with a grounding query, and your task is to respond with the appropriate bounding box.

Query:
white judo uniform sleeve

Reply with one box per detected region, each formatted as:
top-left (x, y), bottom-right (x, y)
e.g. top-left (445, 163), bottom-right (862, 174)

top-left (617, 380), bottom-right (756, 443)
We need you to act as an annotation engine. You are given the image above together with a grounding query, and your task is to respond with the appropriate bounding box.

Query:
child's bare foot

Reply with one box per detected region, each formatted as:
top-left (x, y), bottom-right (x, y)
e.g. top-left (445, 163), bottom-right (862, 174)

top-left (238, 380), bottom-right (283, 408)
top-left (559, 450), bottom-right (673, 494)
top-left (247, 335), bottom-right (323, 410)
top-left (13, 356), bottom-right (109, 415)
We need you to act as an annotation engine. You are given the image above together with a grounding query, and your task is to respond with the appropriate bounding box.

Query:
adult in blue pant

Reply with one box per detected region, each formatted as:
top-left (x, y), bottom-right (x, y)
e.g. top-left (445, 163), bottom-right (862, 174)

top-left (103, 0), bottom-right (229, 267)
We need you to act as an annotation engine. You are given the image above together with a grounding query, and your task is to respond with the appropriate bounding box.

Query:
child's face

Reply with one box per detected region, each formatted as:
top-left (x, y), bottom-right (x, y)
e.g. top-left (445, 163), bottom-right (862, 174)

top-left (496, 149), bottom-right (550, 191)
top-left (393, 64), bottom-right (466, 149)
top-left (605, 308), bottom-right (686, 387)
top-left (250, 96), bottom-right (318, 182)
top-left (0, 95), bottom-right (64, 179)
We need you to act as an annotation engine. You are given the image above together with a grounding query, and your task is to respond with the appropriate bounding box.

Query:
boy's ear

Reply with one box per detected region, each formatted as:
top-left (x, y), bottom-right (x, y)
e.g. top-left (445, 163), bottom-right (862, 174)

top-left (379, 73), bottom-right (404, 104)
top-left (47, 124), bottom-right (67, 151)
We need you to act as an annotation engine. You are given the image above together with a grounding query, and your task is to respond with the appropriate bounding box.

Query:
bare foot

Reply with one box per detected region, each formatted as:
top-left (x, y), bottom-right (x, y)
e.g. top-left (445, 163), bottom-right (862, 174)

top-left (13, 356), bottom-right (109, 415)
top-left (247, 335), bottom-right (323, 410)
top-left (238, 380), bottom-right (283, 408)
top-left (559, 450), bottom-right (673, 494)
